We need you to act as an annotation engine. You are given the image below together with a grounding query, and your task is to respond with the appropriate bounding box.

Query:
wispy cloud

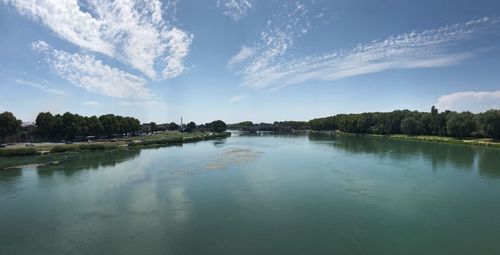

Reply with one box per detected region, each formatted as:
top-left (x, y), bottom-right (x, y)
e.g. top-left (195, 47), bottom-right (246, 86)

top-left (229, 95), bottom-right (245, 103)
top-left (33, 41), bottom-right (151, 99)
top-left (13, 78), bottom-right (67, 95)
top-left (5, 0), bottom-right (192, 80)
top-left (227, 45), bottom-right (255, 69)
top-left (83, 101), bottom-right (100, 106)
top-left (230, 14), bottom-right (498, 89)
top-left (436, 90), bottom-right (500, 112)
top-left (217, 0), bottom-right (253, 21)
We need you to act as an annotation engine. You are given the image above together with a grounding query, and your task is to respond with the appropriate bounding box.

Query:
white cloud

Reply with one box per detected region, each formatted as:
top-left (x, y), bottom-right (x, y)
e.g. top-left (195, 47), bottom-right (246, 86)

top-left (229, 95), bottom-right (245, 103)
top-left (217, 0), bottom-right (252, 21)
top-left (436, 90), bottom-right (500, 112)
top-left (227, 46), bottom-right (255, 69)
top-left (5, 0), bottom-right (192, 80)
top-left (13, 78), bottom-right (67, 95)
top-left (162, 28), bottom-right (193, 78)
top-left (231, 15), bottom-right (498, 90)
top-left (83, 101), bottom-right (100, 106)
top-left (33, 41), bottom-right (151, 99)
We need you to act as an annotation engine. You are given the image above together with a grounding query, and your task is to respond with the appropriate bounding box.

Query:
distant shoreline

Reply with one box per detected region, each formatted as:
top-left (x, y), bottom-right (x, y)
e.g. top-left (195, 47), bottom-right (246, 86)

top-left (311, 130), bottom-right (500, 149)
top-left (0, 131), bottom-right (231, 158)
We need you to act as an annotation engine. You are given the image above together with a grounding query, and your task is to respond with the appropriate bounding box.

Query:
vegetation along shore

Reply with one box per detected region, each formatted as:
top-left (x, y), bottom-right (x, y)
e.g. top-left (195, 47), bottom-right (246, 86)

top-left (1, 106), bottom-right (500, 157)
top-left (0, 111), bottom-right (230, 157)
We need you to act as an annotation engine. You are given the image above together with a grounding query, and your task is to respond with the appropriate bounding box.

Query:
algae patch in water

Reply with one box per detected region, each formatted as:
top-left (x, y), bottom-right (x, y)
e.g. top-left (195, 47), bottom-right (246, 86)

top-left (205, 147), bottom-right (263, 169)
top-left (3, 161), bottom-right (60, 170)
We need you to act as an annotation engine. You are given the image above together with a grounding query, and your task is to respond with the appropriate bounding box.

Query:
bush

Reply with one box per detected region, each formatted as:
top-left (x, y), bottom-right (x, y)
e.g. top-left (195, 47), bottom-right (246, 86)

top-left (0, 147), bottom-right (38, 157)
top-left (50, 145), bottom-right (78, 153)
top-left (79, 144), bottom-right (106, 151)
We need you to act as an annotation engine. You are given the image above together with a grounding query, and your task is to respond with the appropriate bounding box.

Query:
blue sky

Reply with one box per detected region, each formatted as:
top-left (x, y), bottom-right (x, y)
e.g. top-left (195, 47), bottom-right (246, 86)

top-left (1, 0), bottom-right (500, 124)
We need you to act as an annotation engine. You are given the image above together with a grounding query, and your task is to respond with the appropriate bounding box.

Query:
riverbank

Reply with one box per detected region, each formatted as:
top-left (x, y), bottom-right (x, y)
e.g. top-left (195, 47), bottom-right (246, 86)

top-left (0, 131), bottom-right (231, 157)
top-left (312, 131), bottom-right (500, 148)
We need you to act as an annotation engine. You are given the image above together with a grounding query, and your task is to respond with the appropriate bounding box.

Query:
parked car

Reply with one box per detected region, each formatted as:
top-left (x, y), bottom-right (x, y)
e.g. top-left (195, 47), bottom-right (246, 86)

top-left (0, 144), bottom-right (7, 148)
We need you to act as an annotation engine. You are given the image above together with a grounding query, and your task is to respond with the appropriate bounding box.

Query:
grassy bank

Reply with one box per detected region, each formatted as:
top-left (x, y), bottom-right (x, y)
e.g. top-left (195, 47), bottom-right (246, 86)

top-left (324, 131), bottom-right (500, 148)
top-left (0, 131), bottom-right (231, 157)
top-left (128, 132), bottom-right (231, 147)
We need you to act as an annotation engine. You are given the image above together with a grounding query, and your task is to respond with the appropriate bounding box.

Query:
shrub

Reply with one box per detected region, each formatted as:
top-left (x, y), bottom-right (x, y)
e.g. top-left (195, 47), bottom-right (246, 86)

top-left (0, 147), bottom-right (38, 157)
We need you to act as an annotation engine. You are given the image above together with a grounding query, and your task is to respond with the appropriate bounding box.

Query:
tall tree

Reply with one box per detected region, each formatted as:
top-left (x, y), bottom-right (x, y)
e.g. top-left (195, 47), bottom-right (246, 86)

top-left (0, 111), bottom-right (21, 143)
top-left (446, 112), bottom-right (476, 137)
top-left (185, 121), bottom-right (196, 132)
top-left (35, 112), bottom-right (55, 137)
top-left (168, 122), bottom-right (179, 131)
top-left (477, 110), bottom-right (500, 139)
top-left (400, 117), bottom-right (422, 135)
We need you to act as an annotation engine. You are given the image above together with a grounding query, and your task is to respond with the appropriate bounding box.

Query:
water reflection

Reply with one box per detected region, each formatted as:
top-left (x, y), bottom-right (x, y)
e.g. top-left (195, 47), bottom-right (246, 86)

top-left (0, 149), bottom-right (142, 183)
top-left (36, 149), bottom-right (141, 177)
top-left (308, 133), bottom-right (500, 177)
top-left (0, 168), bottom-right (22, 182)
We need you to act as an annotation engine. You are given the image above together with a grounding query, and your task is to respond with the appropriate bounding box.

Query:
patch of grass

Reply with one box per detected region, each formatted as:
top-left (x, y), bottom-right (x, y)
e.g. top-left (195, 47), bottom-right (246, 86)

top-left (49, 144), bottom-right (114, 153)
top-left (49, 145), bottom-right (79, 153)
top-left (0, 147), bottom-right (38, 157)
top-left (128, 132), bottom-right (231, 148)
top-left (334, 131), bottom-right (500, 148)
top-left (78, 144), bottom-right (108, 151)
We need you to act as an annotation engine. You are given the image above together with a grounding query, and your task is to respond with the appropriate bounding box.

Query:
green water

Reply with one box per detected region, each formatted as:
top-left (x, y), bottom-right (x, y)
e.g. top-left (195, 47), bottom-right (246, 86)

top-left (1, 133), bottom-right (500, 254)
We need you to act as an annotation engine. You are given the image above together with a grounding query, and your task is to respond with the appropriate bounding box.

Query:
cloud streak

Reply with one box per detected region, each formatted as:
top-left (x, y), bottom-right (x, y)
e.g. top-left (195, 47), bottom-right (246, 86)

top-left (13, 78), bottom-right (67, 95)
top-left (83, 101), bottom-right (100, 106)
top-left (227, 45), bottom-right (255, 69)
top-left (229, 95), bottom-right (245, 103)
top-left (5, 0), bottom-right (192, 80)
top-left (436, 90), bottom-right (500, 112)
top-left (33, 41), bottom-right (151, 99)
top-left (217, 0), bottom-right (253, 21)
top-left (230, 14), bottom-right (498, 89)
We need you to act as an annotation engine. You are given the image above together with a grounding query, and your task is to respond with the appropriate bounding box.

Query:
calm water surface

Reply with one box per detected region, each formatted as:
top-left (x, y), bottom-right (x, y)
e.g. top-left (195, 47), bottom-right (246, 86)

top-left (1, 133), bottom-right (500, 254)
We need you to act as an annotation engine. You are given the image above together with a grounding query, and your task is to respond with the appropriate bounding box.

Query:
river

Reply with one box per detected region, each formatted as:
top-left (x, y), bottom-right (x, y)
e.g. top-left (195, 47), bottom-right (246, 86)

top-left (1, 132), bottom-right (500, 254)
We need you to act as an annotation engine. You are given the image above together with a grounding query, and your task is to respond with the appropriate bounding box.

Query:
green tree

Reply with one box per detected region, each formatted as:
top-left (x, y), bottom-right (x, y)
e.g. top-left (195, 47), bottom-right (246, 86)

top-left (87, 116), bottom-right (103, 136)
top-left (206, 120), bottom-right (227, 132)
top-left (477, 110), bottom-right (500, 139)
top-left (0, 111), bottom-right (22, 143)
top-left (400, 117), bottom-right (422, 135)
top-left (168, 122), bottom-right (179, 131)
top-left (62, 112), bottom-right (79, 140)
top-left (125, 117), bottom-right (140, 133)
top-left (99, 114), bottom-right (119, 136)
top-left (446, 112), bottom-right (476, 137)
top-left (149, 122), bottom-right (157, 133)
top-left (185, 121), bottom-right (196, 132)
top-left (35, 112), bottom-right (55, 137)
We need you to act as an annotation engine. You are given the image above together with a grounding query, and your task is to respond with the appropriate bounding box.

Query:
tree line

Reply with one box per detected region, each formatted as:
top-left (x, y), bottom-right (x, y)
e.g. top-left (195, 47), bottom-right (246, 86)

top-left (309, 107), bottom-right (500, 139)
top-left (0, 111), bottom-right (142, 142)
top-left (147, 120), bottom-right (227, 133)
top-left (36, 112), bottom-right (141, 140)
top-left (1, 111), bottom-right (229, 143)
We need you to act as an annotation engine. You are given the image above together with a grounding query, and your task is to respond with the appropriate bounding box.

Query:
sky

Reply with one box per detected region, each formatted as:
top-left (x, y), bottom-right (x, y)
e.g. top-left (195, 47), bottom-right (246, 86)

top-left (1, 0), bottom-right (500, 124)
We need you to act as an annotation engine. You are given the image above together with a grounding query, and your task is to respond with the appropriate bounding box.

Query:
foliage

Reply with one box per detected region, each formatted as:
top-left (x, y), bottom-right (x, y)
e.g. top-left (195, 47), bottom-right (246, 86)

top-left (185, 121), bottom-right (196, 132)
top-left (34, 112), bottom-right (141, 140)
top-left (168, 122), bottom-right (179, 131)
top-left (0, 111), bottom-right (22, 143)
top-left (446, 112), bottom-right (476, 137)
top-left (477, 110), bottom-right (500, 139)
top-left (50, 144), bottom-right (109, 153)
top-left (400, 117), bottom-right (422, 135)
top-left (309, 107), bottom-right (500, 139)
top-left (204, 120), bottom-right (227, 132)
top-left (0, 147), bottom-right (37, 157)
